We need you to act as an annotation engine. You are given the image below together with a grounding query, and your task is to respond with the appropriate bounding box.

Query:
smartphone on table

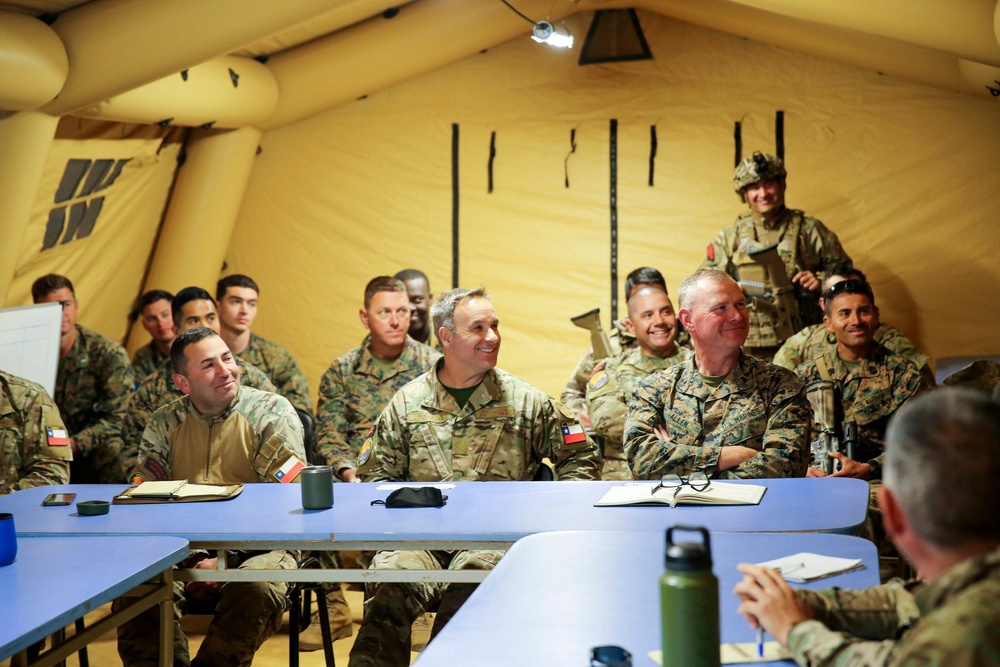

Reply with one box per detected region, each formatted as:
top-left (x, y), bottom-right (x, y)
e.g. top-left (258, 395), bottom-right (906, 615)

top-left (42, 493), bottom-right (76, 506)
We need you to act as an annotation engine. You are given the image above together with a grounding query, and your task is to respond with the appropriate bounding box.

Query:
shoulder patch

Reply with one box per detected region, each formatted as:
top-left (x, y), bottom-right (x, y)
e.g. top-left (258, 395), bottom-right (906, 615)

top-left (554, 401), bottom-right (579, 422)
top-left (706, 243), bottom-right (715, 262)
top-left (588, 370), bottom-right (610, 391)
top-left (358, 437), bottom-right (373, 466)
top-left (590, 360), bottom-right (607, 376)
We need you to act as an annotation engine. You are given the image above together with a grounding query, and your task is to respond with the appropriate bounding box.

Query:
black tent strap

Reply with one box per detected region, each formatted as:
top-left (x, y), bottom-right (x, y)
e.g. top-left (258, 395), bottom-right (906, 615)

top-left (564, 128), bottom-right (577, 188)
top-left (488, 131), bottom-right (496, 193)
top-left (451, 123), bottom-right (459, 289)
top-left (609, 118), bottom-right (619, 323)
top-left (775, 110), bottom-right (785, 162)
top-left (733, 120), bottom-right (743, 167)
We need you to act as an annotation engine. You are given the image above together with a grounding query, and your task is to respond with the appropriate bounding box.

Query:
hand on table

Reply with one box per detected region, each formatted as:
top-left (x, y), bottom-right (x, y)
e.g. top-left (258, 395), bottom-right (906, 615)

top-left (733, 563), bottom-right (812, 646)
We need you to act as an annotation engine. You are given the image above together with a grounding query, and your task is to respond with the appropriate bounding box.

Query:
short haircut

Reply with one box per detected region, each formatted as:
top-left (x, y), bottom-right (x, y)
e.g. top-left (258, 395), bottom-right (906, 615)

top-left (824, 261), bottom-right (867, 288)
top-left (884, 388), bottom-right (1000, 547)
top-left (677, 269), bottom-right (734, 311)
top-left (170, 326), bottom-right (220, 375)
top-left (139, 289), bottom-right (174, 311)
top-left (821, 279), bottom-right (875, 316)
top-left (624, 267), bottom-right (666, 299)
top-left (394, 269), bottom-right (429, 285)
top-left (364, 276), bottom-right (407, 309)
top-left (431, 287), bottom-right (490, 343)
top-left (216, 274), bottom-right (259, 301)
top-left (31, 274), bottom-right (75, 302)
top-left (172, 287), bottom-right (214, 327)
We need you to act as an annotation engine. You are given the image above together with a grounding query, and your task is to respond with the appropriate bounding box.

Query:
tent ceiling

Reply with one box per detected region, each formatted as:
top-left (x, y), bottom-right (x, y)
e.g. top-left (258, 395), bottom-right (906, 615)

top-left (1, 0), bottom-right (998, 126)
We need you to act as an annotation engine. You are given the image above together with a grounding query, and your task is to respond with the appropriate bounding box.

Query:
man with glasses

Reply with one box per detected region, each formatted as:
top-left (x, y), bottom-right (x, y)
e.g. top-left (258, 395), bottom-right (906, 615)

top-left (734, 388), bottom-right (1000, 665)
top-left (587, 286), bottom-right (691, 479)
top-left (624, 269), bottom-right (811, 480)
top-left (31, 274), bottom-right (134, 483)
top-left (773, 263), bottom-right (934, 387)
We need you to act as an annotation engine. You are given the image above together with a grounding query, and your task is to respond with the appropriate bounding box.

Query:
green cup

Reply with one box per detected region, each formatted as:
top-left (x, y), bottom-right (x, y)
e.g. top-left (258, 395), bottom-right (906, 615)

top-left (300, 466), bottom-right (334, 510)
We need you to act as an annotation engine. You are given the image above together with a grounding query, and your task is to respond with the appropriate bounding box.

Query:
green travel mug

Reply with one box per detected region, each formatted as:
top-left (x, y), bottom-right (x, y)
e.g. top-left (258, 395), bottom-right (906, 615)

top-left (660, 525), bottom-right (720, 667)
top-left (300, 466), bottom-right (334, 510)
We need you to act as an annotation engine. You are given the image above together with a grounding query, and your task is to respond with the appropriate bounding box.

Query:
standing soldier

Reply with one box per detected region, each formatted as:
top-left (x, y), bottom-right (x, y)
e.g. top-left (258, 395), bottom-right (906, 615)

top-left (0, 369), bottom-right (71, 494)
top-left (701, 152), bottom-right (851, 360)
top-left (32, 274), bottom-right (134, 484)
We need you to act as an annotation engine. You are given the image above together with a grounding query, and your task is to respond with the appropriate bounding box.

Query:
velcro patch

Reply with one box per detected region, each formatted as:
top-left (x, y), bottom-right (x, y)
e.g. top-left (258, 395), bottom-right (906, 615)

top-left (274, 456), bottom-right (305, 483)
top-left (474, 406), bottom-right (515, 419)
top-left (706, 243), bottom-right (715, 261)
top-left (407, 411), bottom-right (449, 424)
top-left (588, 371), bottom-right (610, 391)
top-left (358, 437), bottom-right (373, 466)
top-left (144, 457), bottom-right (168, 481)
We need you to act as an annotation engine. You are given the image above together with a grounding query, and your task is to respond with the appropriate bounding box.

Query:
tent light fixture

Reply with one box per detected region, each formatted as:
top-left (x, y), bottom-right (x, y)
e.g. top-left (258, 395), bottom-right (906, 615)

top-left (531, 20), bottom-right (574, 48)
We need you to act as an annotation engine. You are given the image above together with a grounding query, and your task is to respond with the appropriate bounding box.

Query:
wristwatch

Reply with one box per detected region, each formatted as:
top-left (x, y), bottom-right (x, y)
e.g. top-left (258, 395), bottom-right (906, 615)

top-left (866, 458), bottom-right (882, 480)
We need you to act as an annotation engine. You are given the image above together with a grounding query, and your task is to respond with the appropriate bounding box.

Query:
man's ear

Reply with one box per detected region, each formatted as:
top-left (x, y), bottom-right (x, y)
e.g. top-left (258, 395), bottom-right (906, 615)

top-left (172, 373), bottom-right (191, 396)
top-left (823, 315), bottom-right (834, 334)
top-left (438, 326), bottom-right (451, 348)
top-left (878, 485), bottom-right (906, 542)
top-left (359, 308), bottom-right (371, 331)
top-left (677, 308), bottom-right (693, 332)
top-left (624, 318), bottom-right (636, 335)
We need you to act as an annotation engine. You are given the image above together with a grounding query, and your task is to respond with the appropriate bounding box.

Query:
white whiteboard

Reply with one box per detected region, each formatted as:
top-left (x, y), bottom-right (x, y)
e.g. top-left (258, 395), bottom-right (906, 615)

top-left (0, 302), bottom-right (62, 396)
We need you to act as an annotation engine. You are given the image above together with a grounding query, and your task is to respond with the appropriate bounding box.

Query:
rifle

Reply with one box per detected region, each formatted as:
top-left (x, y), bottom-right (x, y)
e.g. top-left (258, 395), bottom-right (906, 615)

top-left (805, 379), bottom-right (842, 474)
top-left (740, 243), bottom-right (803, 341)
top-left (842, 421), bottom-right (858, 462)
top-left (570, 308), bottom-right (614, 360)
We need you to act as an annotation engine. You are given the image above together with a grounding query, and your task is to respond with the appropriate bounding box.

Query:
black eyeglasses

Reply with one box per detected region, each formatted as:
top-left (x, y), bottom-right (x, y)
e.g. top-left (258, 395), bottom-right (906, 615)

top-left (591, 645), bottom-right (632, 667)
top-left (652, 472), bottom-right (711, 497)
top-left (822, 279), bottom-right (872, 302)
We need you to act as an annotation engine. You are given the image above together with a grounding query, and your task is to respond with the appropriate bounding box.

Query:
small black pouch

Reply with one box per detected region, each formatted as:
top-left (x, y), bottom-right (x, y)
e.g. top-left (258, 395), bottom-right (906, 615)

top-left (370, 487), bottom-right (448, 508)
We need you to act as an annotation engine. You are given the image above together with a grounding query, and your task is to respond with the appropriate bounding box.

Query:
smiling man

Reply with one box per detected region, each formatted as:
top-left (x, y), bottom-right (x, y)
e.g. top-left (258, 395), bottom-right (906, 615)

top-left (394, 268), bottom-right (435, 347)
top-left (350, 286), bottom-right (599, 667)
top-left (587, 286), bottom-right (691, 479)
top-left (701, 152), bottom-right (851, 360)
top-left (624, 269), bottom-right (811, 480)
top-left (122, 326), bottom-right (306, 667)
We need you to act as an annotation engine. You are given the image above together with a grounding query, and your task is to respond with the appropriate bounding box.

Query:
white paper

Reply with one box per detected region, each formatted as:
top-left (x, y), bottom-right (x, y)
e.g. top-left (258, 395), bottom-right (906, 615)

top-left (756, 552), bottom-right (864, 582)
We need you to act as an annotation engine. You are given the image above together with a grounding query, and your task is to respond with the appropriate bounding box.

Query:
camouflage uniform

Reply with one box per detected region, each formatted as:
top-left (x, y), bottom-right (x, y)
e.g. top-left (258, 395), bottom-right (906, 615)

top-left (787, 547), bottom-right (1000, 666)
top-left (775, 323), bottom-right (935, 388)
top-left (561, 318), bottom-right (634, 417)
top-left (119, 358), bottom-right (276, 479)
top-left (131, 340), bottom-right (168, 382)
top-left (586, 345), bottom-right (692, 479)
top-left (701, 208), bottom-right (851, 355)
top-left (350, 363), bottom-right (600, 667)
top-left (53, 324), bottom-right (135, 484)
top-left (0, 370), bottom-right (72, 494)
top-left (943, 359), bottom-right (1000, 398)
top-left (119, 385), bottom-right (305, 667)
top-left (316, 336), bottom-right (440, 472)
top-left (238, 332), bottom-right (313, 418)
top-left (624, 353), bottom-right (810, 479)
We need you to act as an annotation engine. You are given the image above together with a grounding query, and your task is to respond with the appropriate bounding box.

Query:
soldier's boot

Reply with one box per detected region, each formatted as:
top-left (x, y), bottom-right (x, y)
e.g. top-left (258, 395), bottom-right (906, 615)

top-left (299, 583), bottom-right (353, 651)
top-left (348, 585), bottom-right (417, 667)
top-left (428, 583), bottom-right (477, 643)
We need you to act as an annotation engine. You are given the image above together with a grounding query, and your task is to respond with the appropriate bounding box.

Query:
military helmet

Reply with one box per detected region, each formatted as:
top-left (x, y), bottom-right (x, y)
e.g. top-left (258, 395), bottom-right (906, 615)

top-left (732, 152), bottom-right (787, 193)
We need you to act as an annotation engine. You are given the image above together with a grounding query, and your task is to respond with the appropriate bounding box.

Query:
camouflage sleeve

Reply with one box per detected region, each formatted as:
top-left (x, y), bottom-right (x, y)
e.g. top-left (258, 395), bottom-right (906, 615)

top-left (786, 582), bottom-right (919, 665)
top-left (729, 370), bottom-right (811, 479)
top-left (239, 361), bottom-right (278, 393)
top-left (4, 388), bottom-right (71, 493)
top-left (623, 375), bottom-right (677, 479)
top-left (699, 226), bottom-right (735, 273)
top-left (72, 340), bottom-right (135, 457)
top-left (586, 362), bottom-right (625, 444)
top-left (544, 400), bottom-right (601, 480)
top-left (357, 395), bottom-right (408, 483)
top-left (314, 365), bottom-right (358, 474)
top-left (875, 326), bottom-right (935, 388)
top-left (132, 408), bottom-right (175, 481)
top-left (773, 327), bottom-right (810, 370)
top-left (119, 380), bottom-right (162, 478)
top-left (268, 348), bottom-right (314, 418)
top-left (251, 394), bottom-right (307, 482)
top-left (807, 218), bottom-right (852, 273)
top-left (561, 347), bottom-right (596, 416)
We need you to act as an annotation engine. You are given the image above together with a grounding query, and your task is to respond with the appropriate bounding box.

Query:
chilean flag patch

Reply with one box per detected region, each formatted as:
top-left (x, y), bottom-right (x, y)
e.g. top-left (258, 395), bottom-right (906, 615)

top-left (562, 423), bottom-right (586, 444)
top-left (47, 428), bottom-right (69, 447)
top-left (274, 456), bottom-right (305, 483)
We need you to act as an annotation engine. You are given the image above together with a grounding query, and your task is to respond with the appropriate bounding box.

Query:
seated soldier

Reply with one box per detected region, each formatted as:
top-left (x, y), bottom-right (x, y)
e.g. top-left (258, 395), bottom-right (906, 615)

top-left (32, 274), bottom-right (134, 484)
top-left (349, 287), bottom-right (600, 667)
top-left (393, 269), bottom-right (436, 348)
top-left (0, 369), bottom-right (71, 494)
top-left (118, 327), bottom-right (307, 667)
top-left (774, 262), bottom-right (934, 387)
top-left (586, 286), bottom-right (691, 479)
top-left (131, 289), bottom-right (175, 381)
top-left (735, 388), bottom-right (1000, 665)
top-left (624, 269), bottom-right (810, 480)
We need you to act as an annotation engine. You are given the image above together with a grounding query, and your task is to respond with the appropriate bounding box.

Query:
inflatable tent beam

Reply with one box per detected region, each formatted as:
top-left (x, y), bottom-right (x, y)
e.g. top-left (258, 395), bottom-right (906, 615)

top-left (0, 112), bottom-right (60, 307)
top-left (0, 11), bottom-right (68, 111)
top-left (130, 126), bottom-right (260, 351)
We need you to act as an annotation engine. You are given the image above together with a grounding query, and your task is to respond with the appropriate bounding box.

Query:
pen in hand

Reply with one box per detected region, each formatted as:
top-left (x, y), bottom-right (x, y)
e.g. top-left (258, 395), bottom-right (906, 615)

top-left (757, 627), bottom-right (764, 658)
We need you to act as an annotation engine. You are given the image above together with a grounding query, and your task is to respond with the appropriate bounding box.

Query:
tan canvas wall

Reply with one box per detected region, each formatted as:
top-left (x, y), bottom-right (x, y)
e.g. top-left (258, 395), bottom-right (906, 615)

top-left (228, 11), bottom-right (1000, 401)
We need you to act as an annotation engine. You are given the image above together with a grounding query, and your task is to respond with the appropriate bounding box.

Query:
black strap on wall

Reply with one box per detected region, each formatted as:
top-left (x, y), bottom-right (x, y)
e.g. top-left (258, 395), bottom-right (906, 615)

top-left (775, 110), bottom-right (785, 162)
top-left (733, 120), bottom-right (743, 166)
top-left (451, 123), bottom-right (460, 288)
top-left (564, 128), bottom-right (577, 188)
top-left (609, 118), bottom-right (619, 323)
top-left (648, 124), bottom-right (658, 186)
top-left (488, 131), bottom-right (496, 193)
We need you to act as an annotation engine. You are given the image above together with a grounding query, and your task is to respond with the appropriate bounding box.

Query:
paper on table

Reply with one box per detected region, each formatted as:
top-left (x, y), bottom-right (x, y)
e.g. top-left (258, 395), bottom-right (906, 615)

top-left (756, 552), bottom-right (864, 583)
top-left (128, 480), bottom-right (186, 497)
top-left (648, 643), bottom-right (791, 665)
top-left (376, 483), bottom-right (456, 490)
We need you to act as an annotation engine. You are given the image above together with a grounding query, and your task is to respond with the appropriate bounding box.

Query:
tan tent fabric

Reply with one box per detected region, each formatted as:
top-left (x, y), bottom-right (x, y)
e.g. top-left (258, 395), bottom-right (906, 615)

top-left (8, 133), bottom-right (180, 344)
top-left (226, 13), bottom-right (1000, 399)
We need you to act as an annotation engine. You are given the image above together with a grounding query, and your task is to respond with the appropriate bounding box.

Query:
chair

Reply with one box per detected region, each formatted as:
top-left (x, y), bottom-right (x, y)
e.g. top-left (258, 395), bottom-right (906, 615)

top-left (288, 556), bottom-right (335, 667)
top-left (296, 410), bottom-right (318, 464)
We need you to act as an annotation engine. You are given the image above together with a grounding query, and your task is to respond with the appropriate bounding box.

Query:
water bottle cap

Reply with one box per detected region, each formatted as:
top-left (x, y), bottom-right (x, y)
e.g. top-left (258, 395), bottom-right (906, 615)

top-left (664, 525), bottom-right (713, 571)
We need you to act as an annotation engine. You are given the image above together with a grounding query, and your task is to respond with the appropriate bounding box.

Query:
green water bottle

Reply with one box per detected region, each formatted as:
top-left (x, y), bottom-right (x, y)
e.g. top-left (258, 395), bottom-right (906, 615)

top-left (660, 525), bottom-right (720, 667)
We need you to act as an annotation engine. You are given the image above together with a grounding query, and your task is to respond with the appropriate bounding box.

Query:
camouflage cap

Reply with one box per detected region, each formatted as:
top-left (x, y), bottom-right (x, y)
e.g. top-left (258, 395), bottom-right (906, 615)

top-left (733, 152), bottom-right (787, 193)
top-left (942, 359), bottom-right (1000, 398)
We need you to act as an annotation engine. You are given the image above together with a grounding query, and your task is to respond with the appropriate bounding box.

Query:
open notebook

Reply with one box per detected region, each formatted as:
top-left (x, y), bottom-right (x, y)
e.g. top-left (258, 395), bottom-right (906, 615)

top-left (595, 482), bottom-right (766, 508)
top-left (113, 480), bottom-right (244, 504)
